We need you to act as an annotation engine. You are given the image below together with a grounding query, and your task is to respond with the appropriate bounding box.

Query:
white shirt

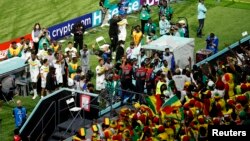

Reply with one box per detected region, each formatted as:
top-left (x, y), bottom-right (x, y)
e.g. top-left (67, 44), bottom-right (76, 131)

top-left (172, 74), bottom-right (189, 91)
top-left (118, 19), bottom-right (128, 35)
top-left (126, 47), bottom-right (136, 59)
top-left (162, 53), bottom-right (173, 69)
top-left (197, 2), bottom-right (207, 19)
top-left (96, 65), bottom-right (106, 91)
top-left (65, 47), bottom-right (77, 57)
top-left (40, 65), bottom-right (49, 81)
top-left (159, 19), bottom-right (171, 35)
top-left (80, 50), bottom-right (89, 66)
top-left (28, 59), bottom-right (41, 74)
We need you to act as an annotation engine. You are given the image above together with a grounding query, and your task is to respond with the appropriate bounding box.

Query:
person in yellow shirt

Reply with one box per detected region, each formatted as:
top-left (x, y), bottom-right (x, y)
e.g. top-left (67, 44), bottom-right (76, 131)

top-left (68, 55), bottom-right (79, 79)
top-left (7, 42), bottom-right (23, 58)
top-left (156, 74), bottom-right (166, 94)
top-left (50, 40), bottom-right (60, 53)
top-left (132, 25), bottom-right (143, 46)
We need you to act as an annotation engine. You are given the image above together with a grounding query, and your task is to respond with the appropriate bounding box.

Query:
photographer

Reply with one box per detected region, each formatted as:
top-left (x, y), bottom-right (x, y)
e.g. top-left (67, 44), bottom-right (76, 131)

top-left (206, 33), bottom-right (219, 54)
top-left (38, 28), bottom-right (50, 51)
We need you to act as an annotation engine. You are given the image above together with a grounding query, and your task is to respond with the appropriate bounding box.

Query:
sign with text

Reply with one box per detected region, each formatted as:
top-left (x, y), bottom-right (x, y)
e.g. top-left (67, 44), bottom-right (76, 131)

top-left (108, 0), bottom-right (140, 19)
top-left (48, 10), bottom-right (102, 41)
top-left (140, 0), bottom-right (159, 6)
top-left (80, 94), bottom-right (91, 112)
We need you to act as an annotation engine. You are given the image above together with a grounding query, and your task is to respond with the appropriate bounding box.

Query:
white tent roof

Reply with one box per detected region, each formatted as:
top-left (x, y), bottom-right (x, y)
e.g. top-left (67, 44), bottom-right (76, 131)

top-left (142, 35), bottom-right (195, 52)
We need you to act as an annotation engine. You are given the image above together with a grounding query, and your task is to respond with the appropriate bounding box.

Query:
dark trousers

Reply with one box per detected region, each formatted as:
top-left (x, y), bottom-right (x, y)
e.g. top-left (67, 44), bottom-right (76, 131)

top-left (141, 20), bottom-right (148, 34)
top-left (33, 42), bottom-right (39, 54)
top-left (74, 38), bottom-right (83, 51)
top-left (121, 79), bottom-right (135, 104)
top-left (135, 80), bottom-right (145, 102)
top-left (110, 35), bottom-right (118, 52)
top-left (197, 19), bottom-right (205, 37)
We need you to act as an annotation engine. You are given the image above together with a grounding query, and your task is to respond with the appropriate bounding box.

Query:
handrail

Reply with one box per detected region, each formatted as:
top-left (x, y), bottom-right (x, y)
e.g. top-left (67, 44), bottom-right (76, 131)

top-left (20, 88), bottom-right (99, 133)
top-left (35, 112), bottom-right (56, 141)
top-left (28, 101), bottom-right (56, 137)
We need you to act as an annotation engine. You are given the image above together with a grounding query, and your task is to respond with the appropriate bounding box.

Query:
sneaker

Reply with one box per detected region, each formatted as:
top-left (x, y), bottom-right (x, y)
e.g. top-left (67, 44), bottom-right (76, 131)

top-left (32, 95), bottom-right (37, 100)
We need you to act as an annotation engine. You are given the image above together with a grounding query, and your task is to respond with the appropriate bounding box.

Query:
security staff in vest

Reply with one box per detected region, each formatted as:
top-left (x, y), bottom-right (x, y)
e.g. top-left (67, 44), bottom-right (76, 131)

top-left (72, 21), bottom-right (85, 51)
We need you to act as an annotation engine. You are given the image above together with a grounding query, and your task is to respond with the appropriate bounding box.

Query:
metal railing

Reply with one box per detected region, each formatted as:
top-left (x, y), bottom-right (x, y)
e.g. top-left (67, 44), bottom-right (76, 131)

top-left (28, 101), bottom-right (56, 141)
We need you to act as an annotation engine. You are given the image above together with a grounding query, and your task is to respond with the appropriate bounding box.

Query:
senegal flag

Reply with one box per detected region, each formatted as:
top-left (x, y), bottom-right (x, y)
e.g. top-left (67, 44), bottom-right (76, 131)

top-left (160, 107), bottom-right (184, 121)
top-left (145, 94), bottom-right (163, 114)
top-left (161, 95), bottom-right (182, 115)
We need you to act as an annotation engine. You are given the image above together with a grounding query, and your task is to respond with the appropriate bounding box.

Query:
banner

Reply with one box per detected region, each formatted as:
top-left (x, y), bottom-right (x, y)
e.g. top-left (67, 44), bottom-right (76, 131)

top-left (140, 0), bottom-right (159, 6)
top-left (48, 10), bottom-right (102, 41)
top-left (108, 0), bottom-right (141, 19)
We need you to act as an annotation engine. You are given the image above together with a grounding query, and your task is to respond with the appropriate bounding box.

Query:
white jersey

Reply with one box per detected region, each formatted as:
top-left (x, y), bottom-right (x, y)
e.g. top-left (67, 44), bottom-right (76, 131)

top-left (53, 61), bottom-right (63, 84)
top-left (28, 59), bottom-right (41, 74)
top-left (28, 59), bottom-right (41, 82)
top-left (40, 65), bottom-right (49, 81)
top-left (95, 65), bottom-right (106, 91)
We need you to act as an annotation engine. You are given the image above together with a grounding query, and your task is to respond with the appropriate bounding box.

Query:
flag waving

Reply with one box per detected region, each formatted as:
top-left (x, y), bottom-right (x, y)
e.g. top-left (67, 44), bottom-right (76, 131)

top-left (145, 94), bottom-right (163, 114)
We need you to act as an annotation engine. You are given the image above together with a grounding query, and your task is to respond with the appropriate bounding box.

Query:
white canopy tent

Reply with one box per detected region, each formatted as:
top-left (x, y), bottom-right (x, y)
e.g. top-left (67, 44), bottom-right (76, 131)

top-left (142, 35), bottom-right (195, 69)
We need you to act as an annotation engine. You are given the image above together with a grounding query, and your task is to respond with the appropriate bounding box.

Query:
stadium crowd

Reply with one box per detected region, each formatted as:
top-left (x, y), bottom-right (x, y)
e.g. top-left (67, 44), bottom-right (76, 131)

top-left (1, 0), bottom-right (249, 141)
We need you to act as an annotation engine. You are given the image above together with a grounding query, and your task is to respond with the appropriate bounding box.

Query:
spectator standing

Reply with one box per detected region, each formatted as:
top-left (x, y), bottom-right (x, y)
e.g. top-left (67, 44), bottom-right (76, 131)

top-left (68, 55), bottom-right (79, 79)
top-left (31, 23), bottom-right (42, 54)
top-left (117, 15), bottom-right (128, 42)
top-left (65, 41), bottom-right (77, 58)
top-left (206, 33), bottom-right (219, 54)
top-left (140, 3), bottom-right (151, 34)
top-left (80, 44), bottom-right (90, 75)
top-left (132, 25), bottom-right (143, 46)
top-left (109, 15), bottom-right (121, 53)
top-left (53, 53), bottom-right (64, 87)
top-left (197, 0), bottom-right (207, 38)
top-left (50, 40), bottom-right (60, 53)
top-left (40, 59), bottom-right (50, 98)
top-left (134, 62), bottom-right (147, 102)
top-left (126, 42), bottom-right (136, 60)
top-left (144, 19), bottom-right (157, 37)
top-left (38, 28), bottom-right (50, 50)
top-left (159, 1), bottom-right (173, 21)
top-left (115, 41), bottom-right (125, 62)
top-left (172, 68), bottom-right (190, 91)
top-left (46, 67), bottom-right (57, 94)
top-left (27, 52), bottom-right (41, 99)
top-left (37, 43), bottom-right (49, 60)
top-left (159, 15), bottom-right (171, 36)
top-left (13, 100), bottom-right (27, 128)
top-left (96, 58), bottom-right (106, 91)
top-left (162, 48), bottom-right (174, 70)
top-left (72, 21), bottom-right (85, 51)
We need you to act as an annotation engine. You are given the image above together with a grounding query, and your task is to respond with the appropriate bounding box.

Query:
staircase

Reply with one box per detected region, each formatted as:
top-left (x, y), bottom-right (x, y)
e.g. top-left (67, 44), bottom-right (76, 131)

top-left (48, 117), bottom-right (92, 141)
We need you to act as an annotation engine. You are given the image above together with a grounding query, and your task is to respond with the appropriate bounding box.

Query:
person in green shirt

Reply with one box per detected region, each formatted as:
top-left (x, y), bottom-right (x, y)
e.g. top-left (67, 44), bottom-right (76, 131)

top-left (159, 1), bottom-right (173, 21)
top-left (144, 19), bottom-right (157, 36)
top-left (140, 4), bottom-right (151, 34)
